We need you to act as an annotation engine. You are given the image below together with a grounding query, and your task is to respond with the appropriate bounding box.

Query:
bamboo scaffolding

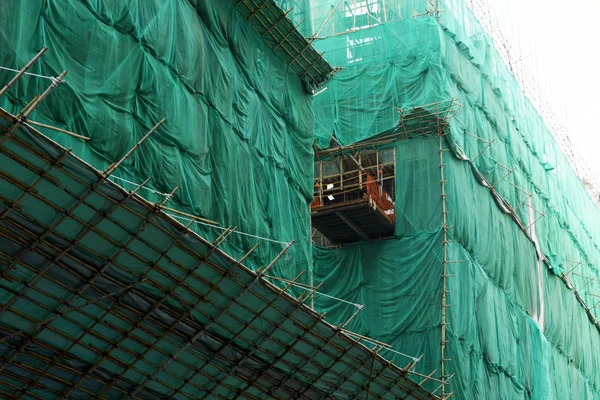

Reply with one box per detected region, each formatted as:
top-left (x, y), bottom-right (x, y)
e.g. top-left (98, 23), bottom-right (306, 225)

top-left (471, 139), bottom-right (494, 162)
top-left (313, 101), bottom-right (459, 154)
top-left (13, 186), bottom-right (180, 397)
top-left (317, 161), bottom-right (394, 180)
top-left (0, 71), bottom-right (66, 150)
top-left (261, 9), bottom-right (292, 38)
top-left (352, 348), bottom-right (414, 400)
top-left (2, 247), bottom-right (302, 396)
top-left (0, 114), bottom-right (165, 282)
top-left (1, 225), bottom-right (338, 400)
top-left (0, 102), bottom-right (439, 399)
top-left (57, 221), bottom-right (203, 398)
top-left (0, 182), bottom-right (384, 394)
top-left (0, 147), bottom-right (70, 222)
top-left (0, 138), bottom-right (318, 396)
top-left (297, 334), bottom-right (367, 398)
top-left (0, 184), bottom-right (175, 378)
top-left (492, 166), bottom-right (515, 187)
top-left (198, 273), bottom-right (329, 400)
top-left (236, 0), bottom-right (333, 87)
top-left (0, 209), bottom-right (382, 396)
top-left (349, 99), bottom-right (462, 147)
top-left (0, 211), bottom-right (424, 398)
top-left (98, 229), bottom-right (256, 400)
top-left (0, 278), bottom-right (145, 345)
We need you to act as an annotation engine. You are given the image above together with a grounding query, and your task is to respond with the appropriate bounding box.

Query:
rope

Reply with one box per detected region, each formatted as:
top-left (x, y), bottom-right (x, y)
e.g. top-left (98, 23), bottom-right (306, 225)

top-left (286, 282), bottom-right (364, 309)
top-left (271, 280), bottom-right (419, 363)
top-left (109, 176), bottom-right (172, 197)
top-left (0, 66), bottom-right (64, 83)
top-left (109, 177), bottom-right (292, 246)
top-left (379, 346), bottom-right (420, 362)
top-left (166, 213), bottom-right (291, 246)
top-left (342, 332), bottom-right (420, 362)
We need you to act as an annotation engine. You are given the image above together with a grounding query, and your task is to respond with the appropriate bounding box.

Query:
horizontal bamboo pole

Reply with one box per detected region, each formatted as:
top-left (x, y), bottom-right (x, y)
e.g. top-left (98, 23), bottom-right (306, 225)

top-left (25, 120), bottom-right (90, 141)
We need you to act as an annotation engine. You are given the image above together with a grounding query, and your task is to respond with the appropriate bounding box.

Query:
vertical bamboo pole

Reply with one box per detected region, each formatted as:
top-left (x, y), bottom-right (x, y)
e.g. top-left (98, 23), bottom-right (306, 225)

top-left (359, 153), bottom-right (363, 188)
top-left (393, 146), bottom-right (397, 198)
top-left (376, 150), bottom-right (380, 183)
top-left (104, 117), bottom-right (165, 177)
top-left (377, 150), bottom-right (383, 197)
top-left (382, 0), bottom-right (388, 22)
top-left (340, 156), bottom-right (344, 191)
top-left (319, 160), bottom-right (323, 204)
top-left (438, 103), bottom-right (450, 399)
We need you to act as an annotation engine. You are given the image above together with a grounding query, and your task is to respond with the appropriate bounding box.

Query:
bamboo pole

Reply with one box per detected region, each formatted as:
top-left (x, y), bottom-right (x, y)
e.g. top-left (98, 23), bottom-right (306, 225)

top-left (258, 240), bottom-right (295, 275)
top-left (0, 46), bottom-right (48, 97)
top-left (21, 70), bottom-right (67, 119)
top-left (25, 119), bottom-right (90, 140)
top-left (340, 330), bottom-right (392, 348)
top-left (0, 71), bottom-right (66, 149)
top-left (313, 0), bottom-right (343, 38)
top-left (438, 109), bottom-right (450, 399)
top-left (104, 117), bottom-right (165, 177)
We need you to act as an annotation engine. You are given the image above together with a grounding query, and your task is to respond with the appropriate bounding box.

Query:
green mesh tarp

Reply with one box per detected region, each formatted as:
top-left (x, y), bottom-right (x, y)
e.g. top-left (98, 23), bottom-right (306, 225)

top-left (0, 0), bottom-right (317, 283)
top-left (3, 0), bottom-right (600, 398)
top-left (314, 135), bottom-right (600, 399)
top-left (303, 0), bottom-right (600, 398)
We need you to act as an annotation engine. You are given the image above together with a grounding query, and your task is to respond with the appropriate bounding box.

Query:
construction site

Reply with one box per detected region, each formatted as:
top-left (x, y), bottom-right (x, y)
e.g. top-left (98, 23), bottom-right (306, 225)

top-left (0, 0), bottom-right (599, 399)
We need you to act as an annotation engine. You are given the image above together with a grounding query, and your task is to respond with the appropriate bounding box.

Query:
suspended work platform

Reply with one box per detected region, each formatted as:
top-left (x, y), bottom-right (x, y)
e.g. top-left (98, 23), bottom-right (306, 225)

top-left (310, 100), bottom-right (461, 246)
top-left (311, 197), bottom-right (396, 244)
top-left (312, 147), bottom-right (396, 245)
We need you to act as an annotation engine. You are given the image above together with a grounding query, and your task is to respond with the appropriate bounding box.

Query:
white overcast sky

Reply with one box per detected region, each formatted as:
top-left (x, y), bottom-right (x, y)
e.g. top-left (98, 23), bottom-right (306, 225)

top-left (487, 0), bottom-right (600, 180)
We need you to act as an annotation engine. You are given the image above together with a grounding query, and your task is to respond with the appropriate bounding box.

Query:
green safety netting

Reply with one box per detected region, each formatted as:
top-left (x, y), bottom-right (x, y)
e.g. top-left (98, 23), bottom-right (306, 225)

top-left (290, 0), bottom-right (600, 399)
top-left (2, 0), bottom-right (600, 398)
top-left (0, 0), bottom-right (319, 284)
